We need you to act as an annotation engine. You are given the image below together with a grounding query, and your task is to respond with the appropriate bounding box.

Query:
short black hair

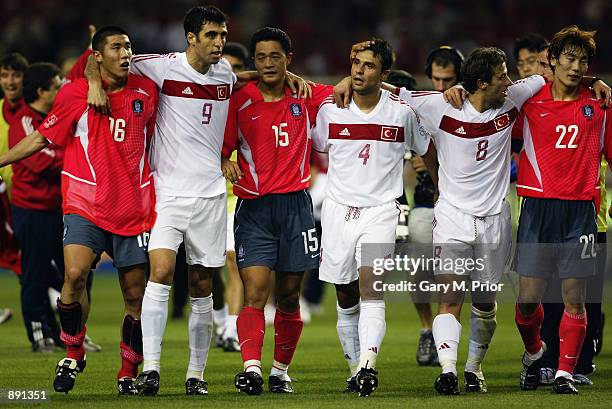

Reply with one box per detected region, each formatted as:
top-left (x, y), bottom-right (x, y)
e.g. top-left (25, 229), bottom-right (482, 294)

top-left (223, 42), bottom-right (249, 65)
top-left (387, 69), bottom-right (418, 90)
top-left (462, 47), bottom-right (507, 94)
top-left (513, 33), bottom-right (549, 61)
top-left (0, 53), bottom-right (29, 73)
top-left (425, 46), bottom-right (464, 81)
top-left (92, 26), bottom-right (129, 52)
top-left (250, 27), bottom-right (292, 57)
top-left (184, 5), bottom-right (228, 39)
top-left (23, 62), bottom-right (61, 104)
top-left (363, 38), bottom-right (394, 72)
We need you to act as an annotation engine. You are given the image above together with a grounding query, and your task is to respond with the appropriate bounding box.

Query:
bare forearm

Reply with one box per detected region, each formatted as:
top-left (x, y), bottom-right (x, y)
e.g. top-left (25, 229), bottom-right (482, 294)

top-left (0, 131), bottom-right (49, 168)
top-left (85, 54), bottom-right (102, 84)
top-left (421, 142), bottom-right (439, 191)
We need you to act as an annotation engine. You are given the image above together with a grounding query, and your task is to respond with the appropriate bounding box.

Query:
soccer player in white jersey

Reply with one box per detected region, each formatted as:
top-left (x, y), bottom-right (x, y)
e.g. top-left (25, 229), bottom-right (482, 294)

top-left (86, 6), bottom-right (235, 396)
top-left (397, 48), bottom-right (546, 395)
top-left (312, 39), bottom-right (431, 397)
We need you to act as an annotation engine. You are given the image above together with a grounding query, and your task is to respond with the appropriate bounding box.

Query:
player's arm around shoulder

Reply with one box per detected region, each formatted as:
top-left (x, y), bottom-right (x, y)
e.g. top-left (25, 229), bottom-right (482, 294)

top-left (507, 74), bottom-right (546, 109)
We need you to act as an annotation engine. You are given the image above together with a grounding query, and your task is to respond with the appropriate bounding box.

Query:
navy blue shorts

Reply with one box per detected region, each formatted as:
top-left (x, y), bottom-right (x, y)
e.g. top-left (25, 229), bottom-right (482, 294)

top-left (63, 214), bottom-right (149, 269)
top-left (234, 190), bottom-right (319, 272)
top-left (514, 197), bottom-right (597, 279)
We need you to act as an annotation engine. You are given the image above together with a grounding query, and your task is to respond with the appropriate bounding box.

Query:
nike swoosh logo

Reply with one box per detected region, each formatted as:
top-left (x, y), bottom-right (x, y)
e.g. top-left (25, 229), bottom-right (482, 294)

top-left (563, 355), bottom-right (577, 359)
top-left (251, 115), bottom-right (262, 120)
top-left (311, 253), bottom-right (320, 258)
top-left (540, 113), bottom-right (550, 117)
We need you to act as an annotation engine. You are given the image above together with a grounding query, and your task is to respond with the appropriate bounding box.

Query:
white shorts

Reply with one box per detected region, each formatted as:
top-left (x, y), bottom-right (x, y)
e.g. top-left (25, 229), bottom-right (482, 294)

top-left (432, 200), bottom-right (511, 284)
top-left (226, 211), bottom-right (235, 253)
top-left (148, 193), bottom-right (227, 267)
top-left (408, 207), bottom-right (434, 244)
top-left (319, 198), bottom-right (398, 285)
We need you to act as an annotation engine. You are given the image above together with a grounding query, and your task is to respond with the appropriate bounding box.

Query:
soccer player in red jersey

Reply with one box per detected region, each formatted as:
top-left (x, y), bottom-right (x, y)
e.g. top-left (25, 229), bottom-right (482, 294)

top-left (9, 62), bottom-right (65, 352)
top-left (222, 27), bottom-right (331, 395)
top-left (513, 25), bottom-right (612, 394)
top-left (0, 26), bottom-right (158, 395)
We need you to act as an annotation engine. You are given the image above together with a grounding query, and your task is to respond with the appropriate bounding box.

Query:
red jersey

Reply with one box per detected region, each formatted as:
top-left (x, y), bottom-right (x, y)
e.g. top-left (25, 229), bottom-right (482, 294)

top-left (222, 82), bottom-right (332, 198)
top-left (37, 77), bottom-right (158, 236)
top-left (0, 181), bottom-right (20, 275)
top-left (9, 104), bottom-right (64, 211)
top-left (2, 97), bottom-right (25, 125)
top-left (515, 83), bottom-right (612, 201)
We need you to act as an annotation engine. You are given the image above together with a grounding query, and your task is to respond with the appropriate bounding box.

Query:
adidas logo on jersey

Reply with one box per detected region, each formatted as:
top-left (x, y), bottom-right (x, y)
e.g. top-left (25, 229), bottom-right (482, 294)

top-left (182, 86), bottom-right (194, 95)
top-left (339, 127), bottom-right (351, 136)
top-left (455, 126), bottom-right (466, 135)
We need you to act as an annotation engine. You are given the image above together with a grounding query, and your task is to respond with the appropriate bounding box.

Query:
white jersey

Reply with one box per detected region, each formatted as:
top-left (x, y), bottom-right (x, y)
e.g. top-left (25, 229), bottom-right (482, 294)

top-left (399, 75), bottom-right (545, 216)
top-left (131, 52), bottom-right (236, 197)
top-left (312, 90), bottom-right (430, 207)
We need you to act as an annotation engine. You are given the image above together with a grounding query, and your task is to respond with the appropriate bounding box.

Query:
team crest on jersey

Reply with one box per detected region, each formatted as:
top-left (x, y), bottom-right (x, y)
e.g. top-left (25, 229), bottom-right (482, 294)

top-left (43, 114), bottom-right (57, 129)
top-left (290, 103), bottom-right (302, 117)
top-left (583, 105), bottom-right (594, 119)
top-left (132, 99), bottom-right (143, 115)
top-left (381, 126), bottom-right (398, 141)
top-left (493, 113), bottom-right (510, 131)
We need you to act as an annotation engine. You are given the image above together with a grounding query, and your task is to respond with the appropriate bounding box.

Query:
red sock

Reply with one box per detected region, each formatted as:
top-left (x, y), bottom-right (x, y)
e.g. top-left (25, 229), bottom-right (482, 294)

top-left (515, 303), bottom-right (544, 354)
top-left (273, 309), bottom-right (304, 367)
top-left (117, 342), bottom-right (143, 379)
top-left (60, 325), bottom-right (87, 361)
top-left (237, 307), bottom-right (265, 371)
top-left (558, 310), bottom-right (587, 374)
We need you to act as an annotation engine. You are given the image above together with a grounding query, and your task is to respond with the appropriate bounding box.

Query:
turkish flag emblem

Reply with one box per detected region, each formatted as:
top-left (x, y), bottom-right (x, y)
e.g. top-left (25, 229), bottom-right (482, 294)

top-left (493, 113), bottom-right (510, 131)
top-left (217, 85), bottom-right (229, 100)
top-left (381, 126), bottom-right (398, 141)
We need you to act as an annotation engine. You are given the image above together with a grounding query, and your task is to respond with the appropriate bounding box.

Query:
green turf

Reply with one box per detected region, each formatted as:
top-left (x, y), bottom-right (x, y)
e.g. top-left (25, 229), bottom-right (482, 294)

top-left (0, 271), bottom-right (610, 408)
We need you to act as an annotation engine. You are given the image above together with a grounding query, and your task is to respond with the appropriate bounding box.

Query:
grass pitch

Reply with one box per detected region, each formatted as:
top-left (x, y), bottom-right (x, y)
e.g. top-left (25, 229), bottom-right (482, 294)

top-left (0, 271), bottom-right (610, 408)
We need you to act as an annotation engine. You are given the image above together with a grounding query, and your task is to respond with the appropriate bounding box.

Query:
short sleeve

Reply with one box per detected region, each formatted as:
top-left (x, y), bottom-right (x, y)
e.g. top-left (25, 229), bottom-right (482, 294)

top-left (222, 94), bottom-right (239, 158)
top-left (312, 107), bottom-right (331, 153)
top-left (507, 75), bottom-right (546, 109)
top-left (37, 82), bottom-right (86, 146)
top-left (404, 105), bottom-right (431, 156)
top-left (398, 90), bottom-right (445, 132)
top-left (130, 53), bottom-right (174, 88)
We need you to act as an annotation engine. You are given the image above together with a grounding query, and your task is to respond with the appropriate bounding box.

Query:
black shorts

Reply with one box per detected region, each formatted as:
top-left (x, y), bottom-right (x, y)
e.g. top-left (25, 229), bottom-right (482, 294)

top-left (63, 214), bottom-right (149, 269)
top-left (514, 197), bottom-right (597, 279)
top-left (234, 190), bottom-right (319, 272)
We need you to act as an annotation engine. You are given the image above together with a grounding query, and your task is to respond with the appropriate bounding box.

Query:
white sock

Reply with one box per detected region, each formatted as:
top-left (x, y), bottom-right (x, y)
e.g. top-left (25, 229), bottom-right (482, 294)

top-left (224, 314), bottom-right (238, 339)
top-left (270, 360), bottom-right (290, 381)
top-left (555, 370), bottom-right (573, 380)
top-left (244, 359), bottom-right (262, 376)
top-left (465, 304), bottom-right (497, 376)
top-left (336, 302), bottom-right (361, 376)
top-left (187, 295), bottom-right (213, 381)
top-left (142, 281), bottom-right (171, 373)
top-left (213, 303), bottom-right (228, 336)
top-left (432, 313), bottom-right (462, 375)
top-left (358, 300), bottom-right (386, 371)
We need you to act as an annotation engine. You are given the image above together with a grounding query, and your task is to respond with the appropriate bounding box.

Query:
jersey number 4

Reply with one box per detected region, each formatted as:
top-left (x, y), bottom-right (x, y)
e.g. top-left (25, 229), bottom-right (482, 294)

top-left (358, 143), bottom-right (371, 165)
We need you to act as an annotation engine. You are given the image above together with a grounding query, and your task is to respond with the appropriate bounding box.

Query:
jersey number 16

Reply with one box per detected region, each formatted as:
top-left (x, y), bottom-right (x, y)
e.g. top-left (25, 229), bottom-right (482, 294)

top-left (109, 118), bottom-right (126, 142)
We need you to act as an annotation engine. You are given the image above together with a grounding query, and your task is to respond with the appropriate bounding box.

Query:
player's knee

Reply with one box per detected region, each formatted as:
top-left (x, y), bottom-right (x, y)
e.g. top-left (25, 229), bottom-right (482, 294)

top-left (564, 302), bottom-right (585, 315)
top-left (149, 264), bottom-right (173, 285)
top-left (277, 291), bottom-right (299, 312)
top-left (335, 283), bottom-right (359, 309)
top-left (64, 267), bottom-right (88, 293)
top-left (122, 286), bottom-right (144, 312)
